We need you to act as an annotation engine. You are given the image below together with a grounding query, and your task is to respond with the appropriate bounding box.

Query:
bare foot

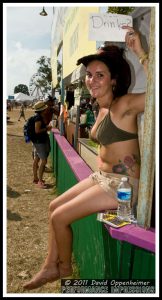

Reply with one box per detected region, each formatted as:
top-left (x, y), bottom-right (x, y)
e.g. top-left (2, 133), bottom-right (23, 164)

top-left (23, 265), bottom-right (60, 290)
top-left (59, 264), bottom-right (73, 279)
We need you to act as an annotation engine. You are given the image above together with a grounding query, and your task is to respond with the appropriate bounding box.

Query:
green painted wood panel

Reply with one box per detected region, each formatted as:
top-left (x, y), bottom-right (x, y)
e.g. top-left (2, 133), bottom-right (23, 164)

top-left (132, 248), bottom-right (155, 279)
top-left (102, 225), bottom-right (120, 278)
top-left (72, 214), bottom-right (106, 279)
top-left (55, 144), bottom-right (78, 194)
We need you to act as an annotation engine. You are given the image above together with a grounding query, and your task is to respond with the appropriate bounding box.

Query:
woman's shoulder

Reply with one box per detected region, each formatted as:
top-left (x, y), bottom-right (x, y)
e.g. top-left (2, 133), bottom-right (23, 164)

top-left (114, 92), bottom-right (145, 117)
top-left (113, 94), bottom-right (133, 110)
top-left (110, 96), bottom-right (133, 119)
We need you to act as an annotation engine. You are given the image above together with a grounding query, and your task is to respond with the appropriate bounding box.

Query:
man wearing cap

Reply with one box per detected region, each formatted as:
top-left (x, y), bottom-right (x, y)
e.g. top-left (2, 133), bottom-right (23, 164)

top-left (42, 96), bottom-right (60, 172)
top-left (32, 101), bottom-right (52, 188)
top-left (44, 95), bottom-right (59, 126)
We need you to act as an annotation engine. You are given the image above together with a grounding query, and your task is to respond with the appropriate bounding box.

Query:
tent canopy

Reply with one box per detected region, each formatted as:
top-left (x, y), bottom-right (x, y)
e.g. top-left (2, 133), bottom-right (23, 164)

top-left (14, 92), bottom-right (35, 102)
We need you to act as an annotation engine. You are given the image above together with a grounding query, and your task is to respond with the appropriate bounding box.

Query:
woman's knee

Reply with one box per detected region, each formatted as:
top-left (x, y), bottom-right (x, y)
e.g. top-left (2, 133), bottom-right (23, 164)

top-left (49, 199), bottom-right (58, 213)
top-left (40, 158), bottom-right (47, 166)
top-left (51, 207), bottom-right (69, 227)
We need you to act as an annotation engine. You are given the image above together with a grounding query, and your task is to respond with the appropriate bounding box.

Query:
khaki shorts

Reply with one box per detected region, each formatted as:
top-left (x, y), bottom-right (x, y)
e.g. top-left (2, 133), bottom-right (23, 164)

top-left (90, 171), bottom-right (139, 216)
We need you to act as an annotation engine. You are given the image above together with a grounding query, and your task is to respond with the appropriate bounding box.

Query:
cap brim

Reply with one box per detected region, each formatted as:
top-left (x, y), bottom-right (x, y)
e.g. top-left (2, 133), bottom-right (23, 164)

top-left (77, 51), bottom-right (112, 67)
top-left (76, 54), bottom-right (102, 67)
top-left (35, 106), bottom-right (48, 112)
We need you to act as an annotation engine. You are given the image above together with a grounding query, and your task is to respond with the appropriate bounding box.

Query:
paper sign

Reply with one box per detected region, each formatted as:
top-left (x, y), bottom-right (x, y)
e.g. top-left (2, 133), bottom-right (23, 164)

top-left (89, 13), bottom-right (133, 42)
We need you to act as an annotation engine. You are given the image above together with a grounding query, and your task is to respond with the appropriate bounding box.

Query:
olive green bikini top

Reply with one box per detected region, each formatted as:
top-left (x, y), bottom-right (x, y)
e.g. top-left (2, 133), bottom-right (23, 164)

top-left (96, 107), bottom-right (138, 146)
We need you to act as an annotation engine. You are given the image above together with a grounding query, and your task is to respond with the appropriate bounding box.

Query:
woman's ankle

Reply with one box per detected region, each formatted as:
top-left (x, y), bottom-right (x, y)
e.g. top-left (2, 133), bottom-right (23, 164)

top-left (59, 262), bottom-right (72, 276)
top-left (44, 257), bottom-right (59, 267)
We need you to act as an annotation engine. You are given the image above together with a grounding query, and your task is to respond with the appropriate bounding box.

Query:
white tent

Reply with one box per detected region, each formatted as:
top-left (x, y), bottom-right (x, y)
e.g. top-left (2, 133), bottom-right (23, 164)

top-left (14, 92), bottom-right (35, 102)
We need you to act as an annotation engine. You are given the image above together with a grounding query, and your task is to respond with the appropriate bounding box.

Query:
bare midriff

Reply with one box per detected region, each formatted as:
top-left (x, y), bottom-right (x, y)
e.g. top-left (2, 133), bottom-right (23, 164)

top-left (98, 139), bottom-right (141, 179)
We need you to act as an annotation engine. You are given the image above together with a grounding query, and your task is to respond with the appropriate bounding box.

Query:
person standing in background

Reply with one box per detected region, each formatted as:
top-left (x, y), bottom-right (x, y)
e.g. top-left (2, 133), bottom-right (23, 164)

top-left (44, 95), bottom-right (60, 126)
top-left (32, 96), bottom-right (60, 175)
top-left (18, 104), bottom-right (26, 121)
top-left (85, 103), bottom-right (95, 128)
top-left (32, 101), bottom-right (52, 188)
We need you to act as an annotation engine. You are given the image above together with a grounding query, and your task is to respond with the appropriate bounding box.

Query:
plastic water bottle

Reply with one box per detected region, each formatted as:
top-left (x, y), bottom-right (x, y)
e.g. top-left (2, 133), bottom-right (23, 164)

top-left (117, 177), bottom-right (132, 221)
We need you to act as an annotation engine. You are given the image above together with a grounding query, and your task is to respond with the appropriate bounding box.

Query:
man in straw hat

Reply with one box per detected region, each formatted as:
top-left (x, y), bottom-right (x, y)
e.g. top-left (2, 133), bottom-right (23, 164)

top-left (32, 101), bottom-right (52, 188)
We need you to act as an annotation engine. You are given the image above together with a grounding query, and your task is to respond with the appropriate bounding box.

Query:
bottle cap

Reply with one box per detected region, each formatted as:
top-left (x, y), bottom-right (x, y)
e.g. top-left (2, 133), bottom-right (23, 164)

top-left (121, 177), bottom-right (128, 181)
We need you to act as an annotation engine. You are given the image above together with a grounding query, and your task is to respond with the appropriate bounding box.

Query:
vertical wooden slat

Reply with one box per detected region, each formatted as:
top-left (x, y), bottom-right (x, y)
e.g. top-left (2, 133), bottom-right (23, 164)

top-left (74, 105), bottom-right (80, 150)
top-left (137, 8), bottom-right (155, 228)
top-left (60, 78), bottom-right (65, 136)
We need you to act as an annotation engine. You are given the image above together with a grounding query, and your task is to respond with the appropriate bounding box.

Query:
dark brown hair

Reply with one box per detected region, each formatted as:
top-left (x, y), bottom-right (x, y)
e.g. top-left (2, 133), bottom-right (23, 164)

top-left (77, 45), bottom-right (131, 98)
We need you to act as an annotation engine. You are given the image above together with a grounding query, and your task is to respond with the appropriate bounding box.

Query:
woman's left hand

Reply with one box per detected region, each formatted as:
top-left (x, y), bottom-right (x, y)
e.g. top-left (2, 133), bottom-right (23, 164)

top-left (122, 25), bottom-right (145, 57)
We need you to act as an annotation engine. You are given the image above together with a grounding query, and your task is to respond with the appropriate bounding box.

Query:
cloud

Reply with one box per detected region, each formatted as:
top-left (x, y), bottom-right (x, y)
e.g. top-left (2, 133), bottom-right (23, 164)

top-left (5, 5), bottom-right (53, 96)
top-left (7, 46), bottom-right (50, 95)
top-left (15, 42), bottom-right (23, 50)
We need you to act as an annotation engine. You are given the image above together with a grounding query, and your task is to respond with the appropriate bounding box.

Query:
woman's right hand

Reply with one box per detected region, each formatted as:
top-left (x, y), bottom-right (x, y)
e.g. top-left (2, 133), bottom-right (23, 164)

top-left (122, 25), bottom-right (146, 58)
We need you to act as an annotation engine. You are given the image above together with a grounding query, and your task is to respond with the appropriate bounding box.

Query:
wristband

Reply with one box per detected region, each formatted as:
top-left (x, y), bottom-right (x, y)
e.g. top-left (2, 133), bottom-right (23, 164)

top-left (139, 52), bottom-right (148, 65)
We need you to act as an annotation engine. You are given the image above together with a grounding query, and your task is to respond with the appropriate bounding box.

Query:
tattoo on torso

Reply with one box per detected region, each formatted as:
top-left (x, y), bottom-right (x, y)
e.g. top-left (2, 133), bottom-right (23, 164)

top-left (112, 154), bottom-right (140, 175)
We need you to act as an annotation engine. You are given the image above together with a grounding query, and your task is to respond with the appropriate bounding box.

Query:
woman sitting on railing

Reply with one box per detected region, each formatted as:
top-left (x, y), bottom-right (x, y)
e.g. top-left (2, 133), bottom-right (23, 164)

top-left (23, 25), bottom-right (148, 290)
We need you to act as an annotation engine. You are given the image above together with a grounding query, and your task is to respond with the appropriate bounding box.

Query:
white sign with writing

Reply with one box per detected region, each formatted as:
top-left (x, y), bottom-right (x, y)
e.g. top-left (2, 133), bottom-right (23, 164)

top-left (89, 13), bottom-right (133, 42)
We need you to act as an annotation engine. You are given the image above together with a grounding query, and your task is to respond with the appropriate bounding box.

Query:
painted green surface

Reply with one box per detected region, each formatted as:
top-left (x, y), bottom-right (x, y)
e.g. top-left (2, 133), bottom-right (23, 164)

top-left (50, 133), bottom-right (155, 279)
top-left (132, 248), bottom-right (155, 279)
top-left (57, 148), bottom-right (77, 193)
top-left (72, 215), bottom-right (106, 279)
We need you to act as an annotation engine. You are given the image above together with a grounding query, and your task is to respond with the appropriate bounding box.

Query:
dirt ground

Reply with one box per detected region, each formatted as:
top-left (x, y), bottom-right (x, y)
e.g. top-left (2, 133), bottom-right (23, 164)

top-left (6, 108), bottom-right (78, 295)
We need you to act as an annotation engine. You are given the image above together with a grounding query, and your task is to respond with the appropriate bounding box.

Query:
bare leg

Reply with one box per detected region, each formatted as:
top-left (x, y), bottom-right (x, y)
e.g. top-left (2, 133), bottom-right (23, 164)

top-left (38, 158), bottom-right (47, 182)
top-left (23, 177), bottom-right (117, 289)
top-left (33, 156), bottom-right (40, 182)
top-left (23, 208), bottom-right (59, 290)
top-left (52, 184), bottom-right (118, 277)
top-left (23, 177), bottom-right (96, 289)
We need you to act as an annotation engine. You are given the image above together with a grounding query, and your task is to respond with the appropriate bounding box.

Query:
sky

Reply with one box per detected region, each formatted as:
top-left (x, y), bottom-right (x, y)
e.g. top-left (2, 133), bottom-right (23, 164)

top-left (4, 2), bottom-right (98, 98)
top-left (4, 3), bottom-right (158, 99)
top-left (4, 3), bottom-right (106, 99)
top-left (4, 4), bottom-right (54, 97)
